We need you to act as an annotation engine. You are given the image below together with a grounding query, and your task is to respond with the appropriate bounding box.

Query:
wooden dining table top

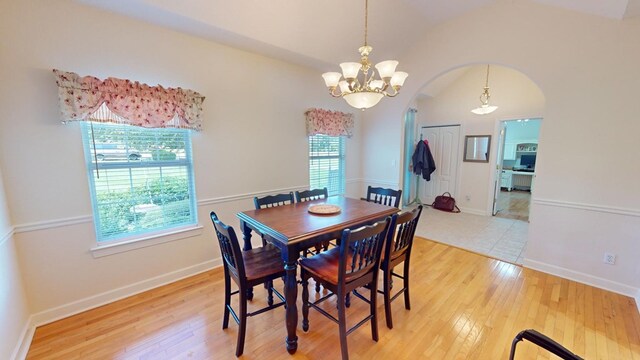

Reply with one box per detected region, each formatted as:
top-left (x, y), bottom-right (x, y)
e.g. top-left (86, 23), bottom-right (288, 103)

top-left (237, 196), bottom-right (398, 246)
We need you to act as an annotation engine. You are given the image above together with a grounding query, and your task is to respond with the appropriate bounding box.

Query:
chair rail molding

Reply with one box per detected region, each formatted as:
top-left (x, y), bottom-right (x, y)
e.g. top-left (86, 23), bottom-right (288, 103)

top-left (1, 226), bottom-right (14, 247)
top-left (12, 184), bottom-right (311, 234)
top-left (532, 198), bottom-right (640, 217)
top-left (362, 178), bottom-right (400, 188)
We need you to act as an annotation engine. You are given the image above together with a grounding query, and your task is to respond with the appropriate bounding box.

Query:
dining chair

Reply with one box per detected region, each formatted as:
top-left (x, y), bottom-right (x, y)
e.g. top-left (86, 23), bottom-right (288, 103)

top-left (254, 191), bottom-right (295, 209)
top-left (294, 187), bottom-right (328, 203)
top-left (295, 187), bottom-right (330, 253)
top-left (295, 187), bottom-right (331, 291)
top-left (378, 205), bottom-right (423, 329)
top-left (366, 186), bottom-right (402, 208)
top-left (210, 212), bottom-right (286, 357)
top-left (300, 216), bottom-right (394, 360)
top-left (253, 192), bottom-right (295, 247)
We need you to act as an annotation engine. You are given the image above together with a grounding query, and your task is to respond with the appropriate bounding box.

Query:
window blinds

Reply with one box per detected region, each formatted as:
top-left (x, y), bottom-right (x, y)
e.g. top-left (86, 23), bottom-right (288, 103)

top-left (309, 135), bottom-right (345, 196)
top-left (81, 122), bottom-right (197, 241)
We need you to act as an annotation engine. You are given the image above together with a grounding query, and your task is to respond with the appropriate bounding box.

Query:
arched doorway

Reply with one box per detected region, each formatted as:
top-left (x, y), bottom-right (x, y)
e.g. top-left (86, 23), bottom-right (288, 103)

top-left (402, 64), bottom-right (545, 264)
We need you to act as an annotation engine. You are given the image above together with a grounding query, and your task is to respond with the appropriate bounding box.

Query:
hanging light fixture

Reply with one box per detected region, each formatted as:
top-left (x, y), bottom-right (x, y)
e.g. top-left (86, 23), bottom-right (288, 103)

top-left (471, 64), bottom-right (498, 115)
top-left (321, 0), bottom-right (408, 111)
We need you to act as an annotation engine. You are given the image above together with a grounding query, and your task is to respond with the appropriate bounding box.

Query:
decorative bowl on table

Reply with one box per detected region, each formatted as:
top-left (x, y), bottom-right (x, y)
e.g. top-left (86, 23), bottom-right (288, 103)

top-left (307, 204), bottom-right (341, 215)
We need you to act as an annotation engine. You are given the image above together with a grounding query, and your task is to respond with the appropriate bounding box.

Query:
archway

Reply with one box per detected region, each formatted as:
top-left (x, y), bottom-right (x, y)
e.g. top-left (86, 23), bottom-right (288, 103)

top-left (401, 64), bottom-right (546, 264)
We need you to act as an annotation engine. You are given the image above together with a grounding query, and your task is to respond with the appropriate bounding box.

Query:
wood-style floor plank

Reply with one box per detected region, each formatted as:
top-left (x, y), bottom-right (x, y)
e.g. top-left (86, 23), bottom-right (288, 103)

top-left (26, 238), bottom-right (640, 359)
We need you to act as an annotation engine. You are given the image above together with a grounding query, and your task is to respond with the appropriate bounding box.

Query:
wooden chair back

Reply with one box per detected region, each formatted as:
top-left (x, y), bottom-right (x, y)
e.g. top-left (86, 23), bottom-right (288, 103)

top-left (253, 192), bottom-right (295, 209)
top-left (295, 187), bottom-right (328, 202)
top-left (210, 212), bottom-right (246, 281)
top-left (384, 205), bottom-right (422, 264)
top-left (339, 217), bottom-right (393, 284)
top-left (366, 186), bottom-right (402, 208)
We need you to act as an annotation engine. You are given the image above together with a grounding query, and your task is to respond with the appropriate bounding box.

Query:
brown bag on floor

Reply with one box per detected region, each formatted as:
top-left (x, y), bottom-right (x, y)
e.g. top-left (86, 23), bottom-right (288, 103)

top-left (432, 192), bottom-right (461, 213)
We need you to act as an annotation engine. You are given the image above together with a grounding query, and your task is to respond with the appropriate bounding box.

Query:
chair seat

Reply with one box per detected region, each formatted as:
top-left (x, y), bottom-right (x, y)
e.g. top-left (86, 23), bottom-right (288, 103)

top-left (243, 244), bottom-right (285, 282)
top-left (299, 247), bottom-right (367, 285)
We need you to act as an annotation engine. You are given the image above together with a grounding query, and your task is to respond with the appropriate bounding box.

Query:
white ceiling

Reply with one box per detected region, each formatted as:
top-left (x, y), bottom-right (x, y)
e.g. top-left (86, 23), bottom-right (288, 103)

top-left (77, 0), bottom-right (638, 71)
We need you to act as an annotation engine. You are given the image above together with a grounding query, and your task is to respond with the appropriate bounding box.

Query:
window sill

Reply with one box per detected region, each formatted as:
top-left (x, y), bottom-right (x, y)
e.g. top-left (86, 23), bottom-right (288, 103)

top-left (90, 225), bottom-right (203, 258)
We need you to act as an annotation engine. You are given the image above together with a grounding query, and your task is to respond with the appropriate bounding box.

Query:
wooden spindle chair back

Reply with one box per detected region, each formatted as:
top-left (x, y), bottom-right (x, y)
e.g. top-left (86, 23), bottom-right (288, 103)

top-left (253, 192), bottom-right (295, 209)
top-left (295, 187), bottom-right (328, 202)
top-left (366, 186), bottom-right (402, 208)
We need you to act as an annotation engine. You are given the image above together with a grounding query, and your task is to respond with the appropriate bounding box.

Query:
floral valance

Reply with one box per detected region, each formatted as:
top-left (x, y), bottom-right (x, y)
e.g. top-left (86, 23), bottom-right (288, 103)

top-left (305, 108), bottom-right (354, 138)
top-left (53, 69), bottom-right (205, 131)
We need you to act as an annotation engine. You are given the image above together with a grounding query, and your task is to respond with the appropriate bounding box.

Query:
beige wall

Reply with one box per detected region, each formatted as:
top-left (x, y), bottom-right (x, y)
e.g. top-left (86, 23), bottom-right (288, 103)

top-left (0, 167), bottom-right (30, 359)
top-left (363, 0), bottom-right (640, 296)
top-left (0, 0), bottom-right (363, 328)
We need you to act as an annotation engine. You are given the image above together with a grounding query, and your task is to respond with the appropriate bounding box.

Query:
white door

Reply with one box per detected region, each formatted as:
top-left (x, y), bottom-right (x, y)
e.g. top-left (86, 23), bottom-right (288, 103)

top-left (419, 126), bottom-right (460, 204)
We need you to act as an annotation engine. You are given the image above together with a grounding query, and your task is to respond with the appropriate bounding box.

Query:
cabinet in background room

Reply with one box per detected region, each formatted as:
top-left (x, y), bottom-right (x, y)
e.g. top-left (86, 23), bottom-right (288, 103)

top-left (500, 170), bottom-right (513, 191)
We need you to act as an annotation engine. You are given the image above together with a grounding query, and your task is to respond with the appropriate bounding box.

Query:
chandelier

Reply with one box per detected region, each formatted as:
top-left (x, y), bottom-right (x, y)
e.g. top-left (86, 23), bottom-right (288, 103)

top-left (471, 64), bottom-right (498, 115)
top-left (321, 0), bottom-right (408, 110)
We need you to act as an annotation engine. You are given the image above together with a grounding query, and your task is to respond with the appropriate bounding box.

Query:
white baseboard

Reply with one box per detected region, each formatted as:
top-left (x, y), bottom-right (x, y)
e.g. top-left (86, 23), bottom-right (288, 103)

top-left (30, 258), bottom-right (221, 328)
top-left (11, 316), bottom-right (35, 360)
top-left (523, 258), bottom-right (639, 299)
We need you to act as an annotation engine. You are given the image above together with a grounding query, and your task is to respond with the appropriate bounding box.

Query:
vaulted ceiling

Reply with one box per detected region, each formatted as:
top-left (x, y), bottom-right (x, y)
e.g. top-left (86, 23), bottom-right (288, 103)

top-left (77, 0), bottom-right (639, 71)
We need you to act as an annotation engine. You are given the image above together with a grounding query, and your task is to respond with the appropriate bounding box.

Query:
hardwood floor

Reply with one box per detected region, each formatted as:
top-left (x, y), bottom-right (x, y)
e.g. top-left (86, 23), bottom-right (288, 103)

top-left (496, 190), bottom-right (531, 222)
top-left (27, 238), bottom-right (640, 359)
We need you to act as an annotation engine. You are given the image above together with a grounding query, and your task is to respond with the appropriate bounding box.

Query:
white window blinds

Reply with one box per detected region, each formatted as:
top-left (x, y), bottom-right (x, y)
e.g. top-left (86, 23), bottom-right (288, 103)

top-left (308, 135), bottom-right (345, 196)
top-left (81, 122), bottom-right (197, 242)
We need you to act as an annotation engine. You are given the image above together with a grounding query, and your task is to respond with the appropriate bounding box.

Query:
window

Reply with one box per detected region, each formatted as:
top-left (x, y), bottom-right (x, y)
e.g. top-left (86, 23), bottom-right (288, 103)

top-left (308, 135), bottom-right (345, 196)
top-left (81, 122), bottom-right (197, 242)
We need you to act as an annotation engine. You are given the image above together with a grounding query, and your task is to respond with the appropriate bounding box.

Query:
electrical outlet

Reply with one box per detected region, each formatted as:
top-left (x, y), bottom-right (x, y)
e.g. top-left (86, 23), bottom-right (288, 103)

top-left (465, 195), bottom-right (470, 201)
top-left (603, 253), bottom-right (616, 265)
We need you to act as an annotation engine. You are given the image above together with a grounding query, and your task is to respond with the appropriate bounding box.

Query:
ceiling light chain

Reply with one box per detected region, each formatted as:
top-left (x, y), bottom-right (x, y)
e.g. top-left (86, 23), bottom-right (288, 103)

top-left (471, 64), bottom-right (498, 115)
top-left (321, 0), bottom-right (408, 110)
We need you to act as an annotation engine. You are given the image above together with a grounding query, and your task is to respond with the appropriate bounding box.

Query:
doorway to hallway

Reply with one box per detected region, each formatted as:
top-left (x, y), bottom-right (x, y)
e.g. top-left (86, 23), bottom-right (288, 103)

top-left (493, 118), bottom-right (541, 221)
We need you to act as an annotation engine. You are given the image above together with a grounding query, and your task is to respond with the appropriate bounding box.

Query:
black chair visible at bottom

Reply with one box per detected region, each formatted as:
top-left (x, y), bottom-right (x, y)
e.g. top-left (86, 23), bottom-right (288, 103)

top-left (300, 217), bottom-right (393, 360)
top-left (210, 212), bottom-right (286, 357)
top-left (509, 329), bottom-right (583, 360)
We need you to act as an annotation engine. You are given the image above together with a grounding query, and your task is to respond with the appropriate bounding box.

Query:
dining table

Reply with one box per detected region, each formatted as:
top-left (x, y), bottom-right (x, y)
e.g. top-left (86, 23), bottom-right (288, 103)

top-left (236, 196), bottom-right (399, 354)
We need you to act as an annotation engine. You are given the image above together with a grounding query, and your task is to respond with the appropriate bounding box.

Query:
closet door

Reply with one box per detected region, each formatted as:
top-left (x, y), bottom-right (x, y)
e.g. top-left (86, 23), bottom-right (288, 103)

top-left (420, 126), bottom-right (460, 205)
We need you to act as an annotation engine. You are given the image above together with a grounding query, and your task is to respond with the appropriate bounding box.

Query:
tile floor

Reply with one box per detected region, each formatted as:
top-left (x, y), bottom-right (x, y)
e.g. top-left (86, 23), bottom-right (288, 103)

top-left (410, 205), bottom-right (529, 264)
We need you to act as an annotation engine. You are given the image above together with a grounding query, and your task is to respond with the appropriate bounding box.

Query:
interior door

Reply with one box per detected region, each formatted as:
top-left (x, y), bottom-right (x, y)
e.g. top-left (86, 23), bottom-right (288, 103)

top-left (420, 125), bottom-right (460, 204)
top-left (492, 124), bottom-right (507, 215)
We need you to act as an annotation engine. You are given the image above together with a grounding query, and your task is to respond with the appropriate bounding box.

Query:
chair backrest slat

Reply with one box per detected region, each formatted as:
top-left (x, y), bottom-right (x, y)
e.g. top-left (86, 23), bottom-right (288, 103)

top-left (339, 217), bottom-right (393, 283)
top-left (254, 192), bottom-right (295, 209)
top-left (366, 186), bottom-right (402, 208)
top-left (385, 206), bottom-right (423, 262)
top-left (210, 212), bottom-right (246, 280)
top-left (295, 188), bottom-right (328, 202)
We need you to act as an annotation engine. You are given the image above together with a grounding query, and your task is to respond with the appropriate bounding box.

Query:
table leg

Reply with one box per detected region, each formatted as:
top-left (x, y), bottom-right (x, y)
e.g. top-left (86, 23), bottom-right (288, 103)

top-left (239, 220), bottom-right (253, 251)
top-left (283, 254), bottom-right (299, 354)
top-left (239, 220), bottom-right (254, 300)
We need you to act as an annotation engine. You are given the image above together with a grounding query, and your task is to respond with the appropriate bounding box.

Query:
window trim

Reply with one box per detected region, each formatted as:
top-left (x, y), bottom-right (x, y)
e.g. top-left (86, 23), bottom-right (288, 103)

top-left (81, 122), bottom-right (198, 244)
